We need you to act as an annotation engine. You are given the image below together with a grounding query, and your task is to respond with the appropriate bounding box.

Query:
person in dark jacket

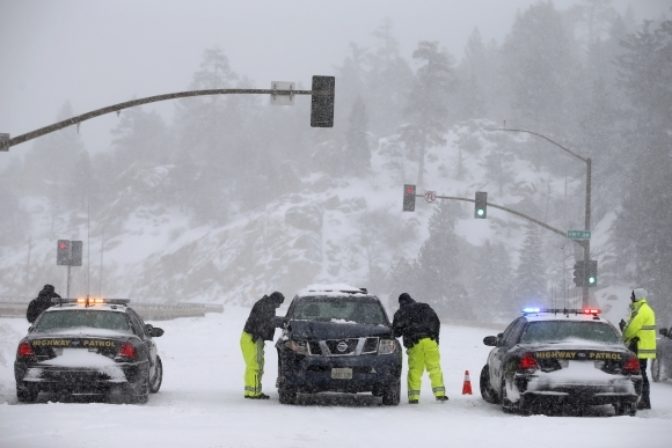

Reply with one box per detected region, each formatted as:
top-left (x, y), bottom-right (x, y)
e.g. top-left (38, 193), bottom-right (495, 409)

top-left (392, 292), bottom-right (447, 404)
top-left (240, 291), bottom-right (285, 399)
top-left (26, 284), bottom-right (61, 323)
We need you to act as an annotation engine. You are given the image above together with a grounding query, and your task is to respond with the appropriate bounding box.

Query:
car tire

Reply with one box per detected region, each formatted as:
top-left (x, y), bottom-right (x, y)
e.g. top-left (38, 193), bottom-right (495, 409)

top-left (381, 381), bottom-right (400, 406)
top-left (613, 402), bottom-right (637, 416)
top-left (149, 356), bottom-right (163, 393)
top-left (16, 383), bottom-right (38, 403)
top-left (278, 386), bottom-right (297, 405)
top-left (479, 365), bottom-right (500, 404)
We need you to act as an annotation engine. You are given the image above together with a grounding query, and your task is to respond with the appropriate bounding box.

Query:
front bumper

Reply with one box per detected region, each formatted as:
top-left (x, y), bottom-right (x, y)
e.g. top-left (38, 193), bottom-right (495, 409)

top-left (277, 350), bottom-right (402, 393)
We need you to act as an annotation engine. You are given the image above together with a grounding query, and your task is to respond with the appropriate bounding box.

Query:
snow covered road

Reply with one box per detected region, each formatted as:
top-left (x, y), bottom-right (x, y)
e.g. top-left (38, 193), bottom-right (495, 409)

top-left (1, 308), bottom-right (671, 448)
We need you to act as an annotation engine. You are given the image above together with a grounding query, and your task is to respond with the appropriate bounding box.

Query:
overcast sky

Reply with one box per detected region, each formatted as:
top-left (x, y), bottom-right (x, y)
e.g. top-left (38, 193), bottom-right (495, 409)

top-left (0, 0), bottom-right (668, 156)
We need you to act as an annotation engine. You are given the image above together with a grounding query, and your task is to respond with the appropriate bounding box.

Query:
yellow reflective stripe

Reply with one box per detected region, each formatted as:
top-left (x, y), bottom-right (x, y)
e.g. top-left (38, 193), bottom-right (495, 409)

top-left (639, 349), bottom-right (657, 354)
top-left (432, 387), bottom-right (446, 393)
top-left (641, 325), bottom-right (656, 330)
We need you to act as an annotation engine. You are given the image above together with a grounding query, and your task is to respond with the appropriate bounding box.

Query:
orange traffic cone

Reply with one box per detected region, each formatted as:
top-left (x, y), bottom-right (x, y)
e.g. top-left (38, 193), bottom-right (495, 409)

top-left (462, 370), bottom-right (473, 395)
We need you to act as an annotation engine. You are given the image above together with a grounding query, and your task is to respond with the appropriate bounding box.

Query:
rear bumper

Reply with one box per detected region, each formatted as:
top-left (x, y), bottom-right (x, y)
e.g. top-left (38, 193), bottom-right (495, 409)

top-left (277, 350), bottom-right (402, 393)
top-left (514, 373), bottom-right (642, 405)
top-left (15, 361), bottom-right (147, 395)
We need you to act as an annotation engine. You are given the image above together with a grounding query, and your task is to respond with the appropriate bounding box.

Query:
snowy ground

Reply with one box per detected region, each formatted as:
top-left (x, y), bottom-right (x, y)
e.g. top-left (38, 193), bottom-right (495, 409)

top-left (1, 307), bottom-right (671, 448)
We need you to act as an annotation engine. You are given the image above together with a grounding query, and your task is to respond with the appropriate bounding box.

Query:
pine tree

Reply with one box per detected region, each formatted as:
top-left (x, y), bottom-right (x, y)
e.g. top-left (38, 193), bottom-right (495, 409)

top-left (513, 223), bottom-right (548, 310)
top-left (414, 202), bottom-right (472, 320)
top-left (401, 41), bottom-right (457, 188)
top-left (345, 97), bottom-right (371, 175)
top-left (473, 241), bottom-right (514, 320)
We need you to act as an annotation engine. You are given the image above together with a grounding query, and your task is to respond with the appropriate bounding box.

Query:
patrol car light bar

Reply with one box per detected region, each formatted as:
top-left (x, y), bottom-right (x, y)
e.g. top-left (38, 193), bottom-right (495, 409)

top-left (522, 307), bottom-right (601, 316)
top-left (54, 297), bottom-right (130, 307)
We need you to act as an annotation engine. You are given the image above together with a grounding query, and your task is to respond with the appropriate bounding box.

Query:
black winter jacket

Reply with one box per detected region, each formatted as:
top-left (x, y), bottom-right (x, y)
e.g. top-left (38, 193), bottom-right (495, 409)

top-left (243, 295), bottom-right (283, 342)
top-left (392, 297), bottom-right (441, 348)
top-left (27, 290), bottom-right (61, 323)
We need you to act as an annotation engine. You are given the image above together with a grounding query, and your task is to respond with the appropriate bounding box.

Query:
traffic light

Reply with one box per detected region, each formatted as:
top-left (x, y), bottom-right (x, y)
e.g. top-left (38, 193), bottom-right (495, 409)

top-left (573, 260), bottom-right (584, 287)
top-left (57, 240), bottom-right (71, 265)
top-left (586, 260), bottom-right (598, 287)
top-left (310, 75), bottom-right (335, 128)
top-left (474, 191), bottom-right (487, 219)
top-left (70, 240), bottom-right (83, 266)
top-left (403, 184), bottom-right (416, 212)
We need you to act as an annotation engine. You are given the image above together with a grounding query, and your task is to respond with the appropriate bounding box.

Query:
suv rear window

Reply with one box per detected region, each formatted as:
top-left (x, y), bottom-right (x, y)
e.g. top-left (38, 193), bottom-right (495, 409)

top-left (519, 321), bottom-right (621, 344)
top-left (35, 310), bottom-right (132, 332)
top-left (291, 297), bottom-right (388, 325)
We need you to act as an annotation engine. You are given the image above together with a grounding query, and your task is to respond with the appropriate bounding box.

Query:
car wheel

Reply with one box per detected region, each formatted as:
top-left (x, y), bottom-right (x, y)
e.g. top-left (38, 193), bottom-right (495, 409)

top-left (278, 386), bottom-right (297, 405)
top-left (16, 383), bottom-right (38, 403)
top-left (479, 365), bottom-right (500, 404)
top-left (613, 402), bottom-right (637, 416)
top-left (149, 356), bottom-right (163, 393)
top-left (651, 359), bottom-right (660, 383)
top-left (381, 381), bottom-right (400, 406)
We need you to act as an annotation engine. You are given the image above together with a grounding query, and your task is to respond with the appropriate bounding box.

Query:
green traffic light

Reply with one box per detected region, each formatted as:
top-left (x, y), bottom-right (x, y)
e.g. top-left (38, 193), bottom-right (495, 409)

top-left (588, 276), bottom-right (596, 285)
top-left (476, 208), bottom-right (485, 217)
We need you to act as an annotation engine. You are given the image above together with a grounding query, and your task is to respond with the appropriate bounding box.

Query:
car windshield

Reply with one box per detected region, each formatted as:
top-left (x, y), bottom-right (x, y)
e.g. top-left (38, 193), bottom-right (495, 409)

top-left (519, 321), bottom-right (621, 344)
top-left (292, 298), bottom-right (388, 325)
top-left (34, 310), bottom-right (132, 333)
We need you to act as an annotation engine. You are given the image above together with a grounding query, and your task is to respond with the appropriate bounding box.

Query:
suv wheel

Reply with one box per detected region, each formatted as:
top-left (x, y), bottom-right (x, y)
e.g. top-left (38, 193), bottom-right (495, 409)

top-left (381, 380), bottom-right (400, 406)
top-left (149, 356), bottom-right (163, 393)
top-left (278, 386), bottom-right (297, 405)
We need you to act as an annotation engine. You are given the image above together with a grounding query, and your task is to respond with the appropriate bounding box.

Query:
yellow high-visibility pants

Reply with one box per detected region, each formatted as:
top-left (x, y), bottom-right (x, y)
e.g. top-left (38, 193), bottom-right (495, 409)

top-left (407, 337), bottom-right (446, 402)
top-left (240, 331), bottom-right (265, 397)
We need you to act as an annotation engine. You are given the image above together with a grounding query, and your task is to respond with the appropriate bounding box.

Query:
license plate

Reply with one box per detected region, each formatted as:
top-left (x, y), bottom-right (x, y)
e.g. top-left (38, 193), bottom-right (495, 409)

top-left (331, 367), bottom-right (353, 380)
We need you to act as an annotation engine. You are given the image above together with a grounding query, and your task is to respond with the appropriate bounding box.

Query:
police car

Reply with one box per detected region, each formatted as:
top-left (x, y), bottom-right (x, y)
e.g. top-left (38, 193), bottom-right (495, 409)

top-left (275, 285), bottom-right (402, 405)
top-left (14, 297), bottom-right (164, 404)
top-left (479, 307), bottom-right (643, 416)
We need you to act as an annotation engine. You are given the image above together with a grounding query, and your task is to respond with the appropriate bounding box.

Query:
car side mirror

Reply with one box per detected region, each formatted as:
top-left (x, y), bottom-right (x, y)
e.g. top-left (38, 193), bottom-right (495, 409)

top-left (483, 336), bottom-right (498, 346)
top-left (145, 324), bottom-right (164, 337)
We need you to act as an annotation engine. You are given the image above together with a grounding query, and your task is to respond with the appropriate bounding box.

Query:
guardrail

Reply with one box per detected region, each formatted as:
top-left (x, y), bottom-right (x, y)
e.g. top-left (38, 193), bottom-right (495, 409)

top-left (0, 300), bottom-right (223, 321)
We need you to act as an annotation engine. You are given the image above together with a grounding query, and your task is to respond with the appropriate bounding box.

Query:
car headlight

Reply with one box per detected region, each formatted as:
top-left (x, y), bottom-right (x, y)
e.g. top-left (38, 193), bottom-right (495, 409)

top-left (378, 339), bottom-right (396, 355)
top-left (285, 339), bottom-right (308, 355)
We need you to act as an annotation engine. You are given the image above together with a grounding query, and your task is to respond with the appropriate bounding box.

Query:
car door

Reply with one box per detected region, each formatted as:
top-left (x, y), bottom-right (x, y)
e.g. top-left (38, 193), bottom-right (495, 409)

top-left (128, 309), bottom-right (158, 368)
top-left (489, 317), bottom-right (526, 390)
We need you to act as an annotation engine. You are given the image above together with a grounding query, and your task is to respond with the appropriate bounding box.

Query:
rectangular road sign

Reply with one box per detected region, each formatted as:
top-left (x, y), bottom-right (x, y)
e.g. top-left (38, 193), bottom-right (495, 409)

top-left (568, 230), bottom-right (591, 240)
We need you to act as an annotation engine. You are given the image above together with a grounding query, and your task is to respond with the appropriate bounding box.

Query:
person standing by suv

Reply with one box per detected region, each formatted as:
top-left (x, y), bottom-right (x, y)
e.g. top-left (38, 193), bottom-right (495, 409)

top-left (392, 292), bottom-right (448, 404)
top-left (240, 291), bottom-right (285, 399)
top-left (622, 287), bottom-right (657, 409)
top-left (26, 284), bottom-right (61, 323)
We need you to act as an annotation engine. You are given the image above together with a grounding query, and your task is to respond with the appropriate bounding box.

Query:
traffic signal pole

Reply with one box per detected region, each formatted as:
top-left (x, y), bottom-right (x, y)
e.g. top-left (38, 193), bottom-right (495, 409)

top-left (1, 76), bottom-right (335, 151)
top-left (488, 127), bottom-right (593, 307)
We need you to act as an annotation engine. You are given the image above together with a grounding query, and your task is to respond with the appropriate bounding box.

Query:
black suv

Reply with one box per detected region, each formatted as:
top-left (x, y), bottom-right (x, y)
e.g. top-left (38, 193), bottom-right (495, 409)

top-left (479, 307), bottom-right (642, 416)
top-left (15, 297), bottom-right (164, 404)
top-left (275, 286), bottom-right (402, 405)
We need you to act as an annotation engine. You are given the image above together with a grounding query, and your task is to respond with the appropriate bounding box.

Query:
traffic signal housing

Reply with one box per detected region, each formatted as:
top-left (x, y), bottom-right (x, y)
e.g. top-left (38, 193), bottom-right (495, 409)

top-left (57, 240), bottom-right (71, 266)
top-left (310, 75), bottom-right (335, 128)
top-left (70, 240), bottom-right (83, 266)
top-left (573, 260), bottom-right (584, 287)
top-left (586, 260), bottom-right (597, 287)
top-left (474, 191), bottom-right (487, 219)
top-left (403, 184), bottom-right (416, 212)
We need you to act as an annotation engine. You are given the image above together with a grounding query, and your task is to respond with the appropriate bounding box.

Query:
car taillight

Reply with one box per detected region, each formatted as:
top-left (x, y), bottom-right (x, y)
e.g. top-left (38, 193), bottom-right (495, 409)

top-left (518, 353), bottom-right (539, 372)
top-left (17, 342), bottom-right (35, 359)
top-left (623, 356), bottom-right (641, 375)
top-left (117, 342), bottom-right (137, 360)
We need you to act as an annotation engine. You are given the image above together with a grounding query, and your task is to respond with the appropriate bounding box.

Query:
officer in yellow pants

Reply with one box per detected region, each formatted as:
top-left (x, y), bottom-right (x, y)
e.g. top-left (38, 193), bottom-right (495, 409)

top-left (240, 291), bottom-right (285, 399)
top-left (392, 292), bottom-right (447, 404)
